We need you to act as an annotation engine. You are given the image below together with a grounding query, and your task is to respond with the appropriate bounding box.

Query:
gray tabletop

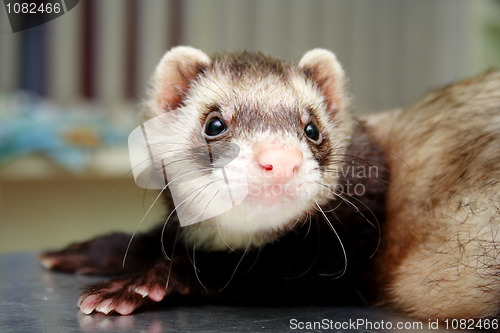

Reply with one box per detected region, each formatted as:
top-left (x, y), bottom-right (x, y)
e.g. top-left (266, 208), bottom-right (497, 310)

top-left (0, 253), bottom-right (489, 333)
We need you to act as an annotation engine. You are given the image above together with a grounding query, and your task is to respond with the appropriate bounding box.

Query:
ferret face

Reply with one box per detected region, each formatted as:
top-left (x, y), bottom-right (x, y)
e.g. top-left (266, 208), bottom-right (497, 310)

top-left (142, 47), bottom-right (353, 250)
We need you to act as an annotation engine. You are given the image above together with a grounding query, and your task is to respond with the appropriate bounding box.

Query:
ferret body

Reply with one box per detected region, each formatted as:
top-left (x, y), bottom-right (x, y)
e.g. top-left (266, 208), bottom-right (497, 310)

top-left (366, 71), bottom-right (500, 319)
top-left (40, 47), bottom-right (500, 319)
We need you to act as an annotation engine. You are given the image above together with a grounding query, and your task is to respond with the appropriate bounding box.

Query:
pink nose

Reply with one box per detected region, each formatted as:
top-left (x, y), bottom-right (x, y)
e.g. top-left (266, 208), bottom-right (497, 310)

top-left (257, 146), bottom-right (303, 181)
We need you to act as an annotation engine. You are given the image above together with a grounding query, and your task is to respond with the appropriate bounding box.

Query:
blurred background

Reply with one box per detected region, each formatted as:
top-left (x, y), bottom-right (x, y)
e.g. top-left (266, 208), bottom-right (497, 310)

top-left (1, 0), bottom-right (499, 253)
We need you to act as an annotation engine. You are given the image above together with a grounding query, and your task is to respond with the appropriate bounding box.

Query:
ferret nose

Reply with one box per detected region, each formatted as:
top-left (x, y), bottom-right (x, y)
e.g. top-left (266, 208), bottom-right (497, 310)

top-left (257, 147), bottom-right (303, 181)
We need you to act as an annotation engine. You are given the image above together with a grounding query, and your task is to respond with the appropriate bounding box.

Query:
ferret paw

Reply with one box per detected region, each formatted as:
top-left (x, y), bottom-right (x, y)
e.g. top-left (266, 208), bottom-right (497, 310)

top-left (38, 233), bottom-right (132, 275)
top-left (78, 263), bottom-right (171, 315)
top-left (78, 279), bottom-right (167, 315)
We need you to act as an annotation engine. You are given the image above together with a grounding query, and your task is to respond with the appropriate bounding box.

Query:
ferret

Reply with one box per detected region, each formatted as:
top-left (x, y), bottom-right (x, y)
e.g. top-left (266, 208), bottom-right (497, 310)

top-left (39, 47), bottom-right (500, 320)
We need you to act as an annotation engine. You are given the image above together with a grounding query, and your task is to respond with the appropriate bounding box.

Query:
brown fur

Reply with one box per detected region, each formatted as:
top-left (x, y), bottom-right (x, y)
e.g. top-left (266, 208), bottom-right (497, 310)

top-left (364, 70), bottom-right (500, 319)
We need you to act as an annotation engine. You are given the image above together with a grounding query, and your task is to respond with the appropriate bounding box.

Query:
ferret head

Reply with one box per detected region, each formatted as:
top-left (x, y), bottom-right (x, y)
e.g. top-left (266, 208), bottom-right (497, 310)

top-left (141, 46), bottom-right (354, 251)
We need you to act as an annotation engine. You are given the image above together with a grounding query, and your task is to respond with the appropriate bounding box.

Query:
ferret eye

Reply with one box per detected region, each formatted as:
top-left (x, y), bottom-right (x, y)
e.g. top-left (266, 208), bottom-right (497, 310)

top-left (304, 122), bottom-right (322, 144)
top-left (204, 117), bottom-right (227, 137)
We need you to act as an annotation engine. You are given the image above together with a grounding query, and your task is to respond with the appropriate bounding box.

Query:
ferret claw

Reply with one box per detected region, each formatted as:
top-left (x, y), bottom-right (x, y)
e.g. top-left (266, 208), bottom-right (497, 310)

top-left (134, 285), bottom-right (167, 302)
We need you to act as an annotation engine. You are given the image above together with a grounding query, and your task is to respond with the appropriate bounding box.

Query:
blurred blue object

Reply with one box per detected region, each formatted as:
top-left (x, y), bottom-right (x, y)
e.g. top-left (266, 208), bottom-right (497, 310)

top-left (0, 92), bottom-right (130, 173)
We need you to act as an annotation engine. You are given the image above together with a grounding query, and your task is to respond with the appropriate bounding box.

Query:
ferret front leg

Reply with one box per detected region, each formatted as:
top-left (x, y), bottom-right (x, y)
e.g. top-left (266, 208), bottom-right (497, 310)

top-left (39, 230), bottom-right (161, 276)
top-left (78, 257), bottom-right (192, 315)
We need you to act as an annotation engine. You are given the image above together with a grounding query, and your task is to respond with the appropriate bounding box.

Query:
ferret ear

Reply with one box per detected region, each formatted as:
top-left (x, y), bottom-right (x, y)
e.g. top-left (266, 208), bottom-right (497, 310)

top-left (298, 49), bottom-right (348, 111)
top-left (150, 46), bottom-right (211, 113)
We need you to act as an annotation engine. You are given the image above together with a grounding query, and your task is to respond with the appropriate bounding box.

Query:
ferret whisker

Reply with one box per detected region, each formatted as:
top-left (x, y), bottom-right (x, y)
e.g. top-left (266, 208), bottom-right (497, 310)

top-left (177, 179), bottom-right (224, 224)
top-left (162, 156), bottom-right (196, 168)
top-left (124, 144), bottom-right (192, 177)
top-left (290, 213), bottom-right (305, 230)
top-left (336, 153), bottom-right (392, 175)
top-left (316, 180), bottom-right (377, 229)
top-left (160, 179), bottom-right (223, 259)
top-left (165, 226), bottom-right (181, 291)
top-left (160, 190), bottom-right (207, 261)
top-left (340, 191), bottom-right (379, 226)
top-left (321, 164), bottom-right (398, 207)
top-left (219, 241), bottom-right (250, 292)
top-left (124, 156), bottom-right (196, 194)
top-left (320, 198), bottom-right (343, 213)
top-left (198, 189), bottom-right (238, 253)
top-left (216, 220), bottom-right (236, 252)
top-left (160, 207), bottom-right (177, 261)
top-left (192, 237), bottom-right (208, 292)
top-left (314, 181), bottom-right (360, 213)
top-left (322, 151), bottom-right (392, 183)
top-left (337, 192), bottom-right (382, 258)
top-left (135, 156), bottom-right (198, 193)
top-left (315, 181), bottom-right (381, 258)
top-left (162, 167), bottom-right (215, 190)
top-left (302, 211), bottom-right (313, 239)
top-left (312, 199), bottom-right (348, 278)
top-left (337, 193), bottom-right (375, 228)
top-left (244, 243), bottom-right (262, 274)
top-left (123, 184), bottom-right (168, 268)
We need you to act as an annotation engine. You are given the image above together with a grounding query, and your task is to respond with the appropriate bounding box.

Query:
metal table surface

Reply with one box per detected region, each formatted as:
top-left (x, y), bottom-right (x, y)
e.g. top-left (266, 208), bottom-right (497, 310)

top-left (0, 252), bottom-right (488, 333)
